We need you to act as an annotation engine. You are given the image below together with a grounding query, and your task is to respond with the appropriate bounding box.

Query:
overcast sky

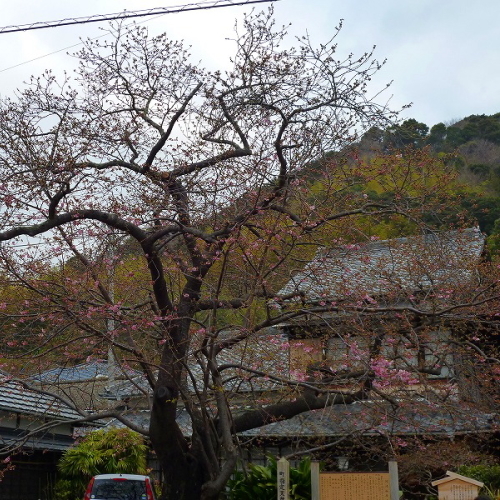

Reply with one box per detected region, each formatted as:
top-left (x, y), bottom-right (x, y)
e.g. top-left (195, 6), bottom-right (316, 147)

top-left (1, 0), bottom-right (499, 127)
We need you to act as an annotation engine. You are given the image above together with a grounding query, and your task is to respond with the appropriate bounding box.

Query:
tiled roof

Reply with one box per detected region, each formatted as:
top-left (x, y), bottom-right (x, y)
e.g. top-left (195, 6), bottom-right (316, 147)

top-left (100, 329), bottom-right (290, 400)
top-left (104, 399), bottom-right (498, 439)
top-left (0, 427), bottom-right (75, 451)
top-left (29, 359), bottom-right (140, 383)
top-left (0, 377), bottom-right (82, 420)
top-left (31, 360), bottom-right (111, 383)
top-left (278, 228), bottom-right (485, 303)
top-left (105, 408), bottom-right (192, 436)
top-left (240, 398), bottom-right (498, 438)
top-left (99, 374), bottom-right (151, 400)
top-left (189, 328), bottom-right (290, 393)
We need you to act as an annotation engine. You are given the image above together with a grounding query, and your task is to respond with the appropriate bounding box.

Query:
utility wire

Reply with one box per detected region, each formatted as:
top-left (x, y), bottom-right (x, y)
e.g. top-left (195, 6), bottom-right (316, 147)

top-left (0, 0), bottom-right (277, 74)
top-left (0, 42), bottom-right (87, 73)
top-left (0, 11), bottom-right (167, 73)
top-left (0, 0), bottom-right (278, 34)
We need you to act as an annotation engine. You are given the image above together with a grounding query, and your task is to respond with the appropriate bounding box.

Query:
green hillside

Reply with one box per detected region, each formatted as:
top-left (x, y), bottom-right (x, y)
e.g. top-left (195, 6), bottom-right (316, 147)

top-left (353, 113), bottom-right (500, 248)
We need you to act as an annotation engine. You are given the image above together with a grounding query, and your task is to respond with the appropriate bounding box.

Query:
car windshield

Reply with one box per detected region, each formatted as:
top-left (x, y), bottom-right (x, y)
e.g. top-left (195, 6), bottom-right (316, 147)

top-left (90, 478), bottom-right (147, 500)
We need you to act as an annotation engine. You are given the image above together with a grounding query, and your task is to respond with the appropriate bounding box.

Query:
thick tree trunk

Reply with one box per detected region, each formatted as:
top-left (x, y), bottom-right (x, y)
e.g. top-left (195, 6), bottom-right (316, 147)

top-left (150, 396), bottom-right (206, 500)
top-left (149, 314), bottom-right (216, 500)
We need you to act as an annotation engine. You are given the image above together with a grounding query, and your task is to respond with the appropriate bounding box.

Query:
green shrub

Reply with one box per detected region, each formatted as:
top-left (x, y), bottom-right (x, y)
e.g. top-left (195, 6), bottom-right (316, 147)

top-left (227, 456), bottom-right (312, 500)
top-left (457, 464), bottom-right (500, 499)
top-left (54, 428), bottom-right (148, 500)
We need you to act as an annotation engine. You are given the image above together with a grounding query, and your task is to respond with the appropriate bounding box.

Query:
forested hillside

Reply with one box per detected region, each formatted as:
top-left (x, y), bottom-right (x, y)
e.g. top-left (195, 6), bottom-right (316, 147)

top-left (354, 113), bottom-right (500, 251)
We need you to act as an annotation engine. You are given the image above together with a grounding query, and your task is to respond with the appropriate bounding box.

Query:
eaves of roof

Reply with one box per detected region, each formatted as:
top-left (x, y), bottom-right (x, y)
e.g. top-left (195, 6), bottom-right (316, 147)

top-left (0, 426), bottom-right (75, 452)
top-left (239, 399), bottom-right (498, 438)
top-left (103, 399), bottom-right (498, 441)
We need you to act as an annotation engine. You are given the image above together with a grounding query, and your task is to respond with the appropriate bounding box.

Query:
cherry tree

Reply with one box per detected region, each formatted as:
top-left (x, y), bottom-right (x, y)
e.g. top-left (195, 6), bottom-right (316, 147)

top-left (0, 9), bottom-right (497, 500)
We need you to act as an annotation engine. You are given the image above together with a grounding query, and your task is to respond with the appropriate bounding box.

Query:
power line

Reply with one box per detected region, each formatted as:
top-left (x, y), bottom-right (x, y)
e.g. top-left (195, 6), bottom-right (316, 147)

top-left (0, 41), bottom-right (86, 73)
top-left (1, 10), bottom-right (168, 74)
top-left (0, 0), bottom-right (278, 34)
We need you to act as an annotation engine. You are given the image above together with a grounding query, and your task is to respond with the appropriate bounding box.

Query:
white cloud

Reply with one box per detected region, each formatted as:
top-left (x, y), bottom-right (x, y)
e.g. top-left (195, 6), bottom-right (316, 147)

top-left (1, 0), bottom-right (499, 125)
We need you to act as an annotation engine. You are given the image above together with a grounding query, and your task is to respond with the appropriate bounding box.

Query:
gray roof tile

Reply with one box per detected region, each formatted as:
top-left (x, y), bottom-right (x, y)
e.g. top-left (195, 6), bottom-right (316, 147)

top-left (0, 377), bottom-right (81, 420)
top-left (240, 399), bottom-right (498, 438)
top-left (104, 399), bottom-right (498, 439)
top-left (100, 329), bottom-right (290, 400)
top-left (278, 228), bottom-right (485, 303)
top-left (31, 360), bottom-right (111, 383)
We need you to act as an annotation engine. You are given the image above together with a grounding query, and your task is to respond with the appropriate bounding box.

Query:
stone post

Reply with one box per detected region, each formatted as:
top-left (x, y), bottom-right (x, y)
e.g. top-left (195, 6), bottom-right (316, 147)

top-left (389, 461), bottom-right (399, 500)
top-left (311, 461), bottom-right (320, 500)
top-left (277, 457), bottom-right (290, 500)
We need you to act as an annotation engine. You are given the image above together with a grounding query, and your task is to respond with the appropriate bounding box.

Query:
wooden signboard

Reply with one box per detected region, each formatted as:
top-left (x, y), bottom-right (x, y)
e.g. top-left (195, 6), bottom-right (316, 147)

top-left (432, 471), bottom-right (483, 500)
top-left (438, 481), bottom-right (480, 500)
top-left (320, 472), bottom-right (391, 500)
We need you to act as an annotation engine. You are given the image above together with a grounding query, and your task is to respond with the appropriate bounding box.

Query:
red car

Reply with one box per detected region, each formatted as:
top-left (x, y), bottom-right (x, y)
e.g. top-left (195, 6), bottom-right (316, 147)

top-left (83, 473), bottom-right (156, 500)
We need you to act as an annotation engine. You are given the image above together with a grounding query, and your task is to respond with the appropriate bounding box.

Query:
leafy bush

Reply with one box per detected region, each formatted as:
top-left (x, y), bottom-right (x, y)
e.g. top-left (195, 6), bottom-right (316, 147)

top-left (227, 456), bottom-right (312, 500)
top-left (54, 428), bottom-right (148, 500)
top-left (457, 464), bottom-right (500, 499)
